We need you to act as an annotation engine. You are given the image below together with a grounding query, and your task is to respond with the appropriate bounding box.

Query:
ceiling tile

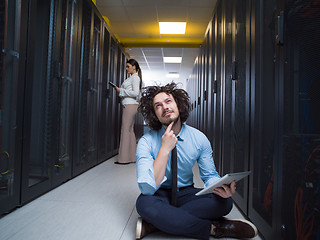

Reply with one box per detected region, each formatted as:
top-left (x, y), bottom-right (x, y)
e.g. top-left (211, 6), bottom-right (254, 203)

top-left (148, 65), bottom-right (165, 70)
top-left (122, 0), bottom-right (156, 7)
top-left (142, 48), bottom-right (163, 56)
top-left (162, 48), bottom-right (183, 57)
top-left (126, 7), bottom-right (158, 22)
top-left (146, 56), bottom-right (163, 63)
top-left (132, 57), bottom-right (146, 63)
top-left (138, 63), bottom-right (149, 68)
top-left (131, 21), bottom-right (160, 38)
top-left (165, 63), bottom-right (181, 72)
top-left (126, 48), bottom-right (142, 55)
top-left (99, 7), bottom-right (128, 21)
top-left (187, 7), bottom-right (214, 22)
top-left (108, 21), bottom-right (134, 37)
top-left (157, 7), bottom-right (188, 21)
top-left (155, 0), bottom-right (186, 7)
top-left (97, 0), bottom-right (124, 7)
top-left (181, 48), bottom-right (200, 57)
top-left (186, 22), bottom-right (209, 37)
top-left (187, 0), bottom-right (218, 7)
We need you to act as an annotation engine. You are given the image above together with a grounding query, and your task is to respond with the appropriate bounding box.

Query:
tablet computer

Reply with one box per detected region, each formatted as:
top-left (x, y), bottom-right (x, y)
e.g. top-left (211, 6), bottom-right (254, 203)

top-left (108, 82), bottom-right (117, 88)
top-left (195, 171), bottom-right (251, 196)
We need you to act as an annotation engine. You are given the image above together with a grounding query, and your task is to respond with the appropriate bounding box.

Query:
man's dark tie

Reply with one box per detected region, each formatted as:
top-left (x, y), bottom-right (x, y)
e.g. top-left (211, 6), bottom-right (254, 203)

top-left (171, 146), bottom-right (177, 206)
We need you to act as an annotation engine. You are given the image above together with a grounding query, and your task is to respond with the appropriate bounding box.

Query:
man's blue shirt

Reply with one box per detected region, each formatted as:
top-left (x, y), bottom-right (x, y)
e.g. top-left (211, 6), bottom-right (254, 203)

top-left (136, 124), bottom-right (221, 195)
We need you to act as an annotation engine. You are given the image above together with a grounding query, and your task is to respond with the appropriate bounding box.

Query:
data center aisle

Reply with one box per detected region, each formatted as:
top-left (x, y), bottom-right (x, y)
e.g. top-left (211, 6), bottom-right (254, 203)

top-left (0, 156), bottom-right (262, 240)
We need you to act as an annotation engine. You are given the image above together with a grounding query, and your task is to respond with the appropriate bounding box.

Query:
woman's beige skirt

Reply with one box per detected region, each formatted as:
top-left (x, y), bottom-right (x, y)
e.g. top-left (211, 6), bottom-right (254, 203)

top-left (117, 104), bottom-right (138, 163)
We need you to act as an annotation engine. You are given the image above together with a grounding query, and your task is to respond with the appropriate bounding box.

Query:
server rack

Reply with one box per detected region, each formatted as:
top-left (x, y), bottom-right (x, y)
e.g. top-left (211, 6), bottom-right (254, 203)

top-left (188, 0), bottom-right (320, 238)
top-left (0, 0), bottom-right (136, 215)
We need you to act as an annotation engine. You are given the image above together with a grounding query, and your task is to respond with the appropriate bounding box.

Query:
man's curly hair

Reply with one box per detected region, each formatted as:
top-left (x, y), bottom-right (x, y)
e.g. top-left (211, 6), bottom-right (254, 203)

top-left (138, 82), bottom-right (191, 130)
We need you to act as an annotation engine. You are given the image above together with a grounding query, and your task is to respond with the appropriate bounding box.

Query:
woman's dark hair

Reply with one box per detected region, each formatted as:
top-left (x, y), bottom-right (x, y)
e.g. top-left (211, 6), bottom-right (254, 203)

top-left (138, 82), bottom-right (191, 130)
top-left (127, 58), bottom-right (142, 89)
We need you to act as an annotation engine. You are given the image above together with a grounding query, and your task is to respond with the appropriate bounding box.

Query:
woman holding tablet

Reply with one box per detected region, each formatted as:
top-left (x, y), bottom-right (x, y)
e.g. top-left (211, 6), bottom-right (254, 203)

top-left (112, 59), bottom-right (142, 164)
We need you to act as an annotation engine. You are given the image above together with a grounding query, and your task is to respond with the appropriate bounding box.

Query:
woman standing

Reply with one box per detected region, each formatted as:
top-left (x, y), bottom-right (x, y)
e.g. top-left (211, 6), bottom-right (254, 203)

top-left (113, 59), bottom-right (142, 164)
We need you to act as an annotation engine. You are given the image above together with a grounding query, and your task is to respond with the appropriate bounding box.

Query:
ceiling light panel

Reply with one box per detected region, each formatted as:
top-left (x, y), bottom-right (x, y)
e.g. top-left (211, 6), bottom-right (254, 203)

top-left (159, 22), bottom-right (186, 34)
top-left (163, 57), bottom-right (182, 63)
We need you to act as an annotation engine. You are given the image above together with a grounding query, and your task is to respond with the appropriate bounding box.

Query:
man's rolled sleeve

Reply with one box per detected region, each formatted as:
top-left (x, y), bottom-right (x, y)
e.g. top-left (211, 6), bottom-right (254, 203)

top-left (136, 134), bottom-right (166, 195)
top-left (203, 175), bottom-right (221, 188)
top-left (197, 134), bottom-right (221, 188)
top-left (137, 167), bottom-right (167, 195)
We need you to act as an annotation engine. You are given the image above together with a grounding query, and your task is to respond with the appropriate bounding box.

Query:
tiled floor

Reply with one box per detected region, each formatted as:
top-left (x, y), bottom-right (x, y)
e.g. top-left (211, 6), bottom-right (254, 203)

top-left (0, 156), bottom-right (262, 240)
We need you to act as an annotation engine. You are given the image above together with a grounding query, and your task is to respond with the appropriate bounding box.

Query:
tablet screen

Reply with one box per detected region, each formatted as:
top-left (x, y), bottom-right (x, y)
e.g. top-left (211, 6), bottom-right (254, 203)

top-left (195, 171), bottom-right (251, 196)
top-left (109, 82), bottom-right (117, 88)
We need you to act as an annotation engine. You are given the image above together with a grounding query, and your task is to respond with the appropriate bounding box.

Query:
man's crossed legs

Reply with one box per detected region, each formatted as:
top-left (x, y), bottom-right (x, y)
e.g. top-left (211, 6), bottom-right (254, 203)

top-left (136, 186), bottom-right (257, 240)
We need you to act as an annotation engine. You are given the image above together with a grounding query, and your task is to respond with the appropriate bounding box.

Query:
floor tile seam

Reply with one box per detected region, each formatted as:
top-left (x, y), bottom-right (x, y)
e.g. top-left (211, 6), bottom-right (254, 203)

top-left (119, 205), bottom-right (136, 240)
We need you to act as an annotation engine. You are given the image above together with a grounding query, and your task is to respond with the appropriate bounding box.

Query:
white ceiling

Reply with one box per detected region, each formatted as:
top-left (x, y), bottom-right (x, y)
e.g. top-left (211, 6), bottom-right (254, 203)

top-left (125, 47), bottom-right (200, 88)
top-left (96, 0), bottom-right (218, 88)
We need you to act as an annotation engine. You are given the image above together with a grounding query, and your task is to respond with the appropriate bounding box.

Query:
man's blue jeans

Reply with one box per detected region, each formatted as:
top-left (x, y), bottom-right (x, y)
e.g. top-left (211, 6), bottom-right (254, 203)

top-left (136, 186), bottom-right (233, 240)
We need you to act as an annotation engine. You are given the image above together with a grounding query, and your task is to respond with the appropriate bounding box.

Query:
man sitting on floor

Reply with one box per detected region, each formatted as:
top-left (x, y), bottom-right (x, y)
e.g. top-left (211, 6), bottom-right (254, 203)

top-left (135, 82), bottom-right (258, 239)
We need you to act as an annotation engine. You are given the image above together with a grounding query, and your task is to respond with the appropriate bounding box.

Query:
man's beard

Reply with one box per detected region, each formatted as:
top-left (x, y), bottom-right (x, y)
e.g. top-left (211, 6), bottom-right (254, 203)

top-left (161, 116), bottom-right (180, 126)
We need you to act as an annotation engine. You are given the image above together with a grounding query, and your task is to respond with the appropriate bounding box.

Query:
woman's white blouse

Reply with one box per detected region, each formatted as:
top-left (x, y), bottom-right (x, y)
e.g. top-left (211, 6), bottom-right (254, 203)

top-left (119, 73), bottom-right (140, 105)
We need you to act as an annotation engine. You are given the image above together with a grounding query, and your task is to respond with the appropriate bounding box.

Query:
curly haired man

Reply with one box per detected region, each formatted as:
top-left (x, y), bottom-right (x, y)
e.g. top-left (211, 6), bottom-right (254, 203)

top-left (135, 82), bottom-right (258, 240)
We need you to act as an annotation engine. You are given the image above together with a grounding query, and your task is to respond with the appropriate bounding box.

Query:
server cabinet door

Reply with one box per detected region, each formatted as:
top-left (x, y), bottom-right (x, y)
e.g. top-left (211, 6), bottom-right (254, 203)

top-left (108, 38), bottom-right (118, 154)
top-left (205, 23), bottom-right (214, 146)
top-left (199, 45), bottom-right (205, 133)
top-left (51, 0), bottom-right (77, 186)
top-left (113, 47), bottom-right (123, 151)
top-left (0, 0), bottom-right (21, 215)
top-left (86, 13), bottom-right (100, 161)
top-left (98, 27), bottom-right (112, 162)
top-left (213, 2), bottom-right (223, 172)
top-left (187, 61), bottom-right (197, 128)
top-left (203, 38), bottom-right (210, 135)
top-left (280, 1), bottom-right (320, 238)
top-left (193, 58), bottom-right (199, 129)
top-left (229, 0), bottom-right (250, 213)
top-left (194, 59), bottom-right (199, 129)
top-left (20, 0), bottom-right (58, 203)
top-left (72, 2), bottom-right (98, 175)
top-left (248, 0), bottom-right (279, 238)
top-left (220, 0), bottom-right (233, 175)
top-left (211, 14), bottom-right (219, 168)
top-left (197, 54), bottom-right (202, 130)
